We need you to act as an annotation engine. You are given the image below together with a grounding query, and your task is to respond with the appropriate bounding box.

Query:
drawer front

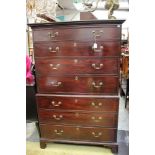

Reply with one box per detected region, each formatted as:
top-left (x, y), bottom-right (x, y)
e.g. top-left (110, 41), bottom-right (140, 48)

top-left (35, 58), bottom-right (119, 75)
top-left (36, 76), bottom-right (119, 95)
top-left (34, 41), bottom-right (121, 57)
top-left (37, 96), bottom-right (119, 112)
top-left (33, 26), bottom-right (121, 42)
top-left (38, 110), bottom-right (117, 127)
top-left (40, 124), bottom-right (117, 142)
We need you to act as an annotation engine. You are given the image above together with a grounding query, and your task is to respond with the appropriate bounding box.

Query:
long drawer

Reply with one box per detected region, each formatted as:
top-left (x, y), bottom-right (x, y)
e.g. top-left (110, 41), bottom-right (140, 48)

top-left (34, 41), bottom-right (121, 57)
top-left (36, 95), bottom-right (119, 112)
top-left (33, 26), bottom-right (121, 42)
top-left (38, 109), bottom-right (117, 127)
top-left (40, 124), bottom-right (117, 142)
top-left (35, 58), bottom-right (119, 75)
top-left (36, 75), bottom-right (119, 95)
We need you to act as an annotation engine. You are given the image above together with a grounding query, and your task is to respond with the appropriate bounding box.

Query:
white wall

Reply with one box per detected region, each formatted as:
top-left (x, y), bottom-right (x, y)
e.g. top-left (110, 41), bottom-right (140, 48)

top-left (58, 0), bottom-right (76, 9)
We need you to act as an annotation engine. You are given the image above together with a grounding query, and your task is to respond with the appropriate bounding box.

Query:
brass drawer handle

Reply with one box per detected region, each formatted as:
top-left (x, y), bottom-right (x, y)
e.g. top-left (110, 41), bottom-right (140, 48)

top-left (92, 30), bottom-right (103, 37)
top-left (54, 129), bottom-right (64, 135)
top-left (50, 64), bottom-right (60, 70)
top-left (91, 102), bottom-right (102, 108)
top-left (91, 116), bottom-right (102, 122)
top-left (92, 63), bottom-right (103, 70)
top-left (51, 81), bottom-right (62, 87)
top-left (51, 101), bottom-right (62, 107)
top-left (48, 31), bottom-right (59, 38)
top-left (92, 132), bottom-right (102, 138)
top-left (92, 46), bottom-right (104, 53)
top-left (92, 82), bottom-right (103, 88)
top-left (48, 47), bottom-right (60, 53)
top-left (53, 114), bottom-right (63, 120)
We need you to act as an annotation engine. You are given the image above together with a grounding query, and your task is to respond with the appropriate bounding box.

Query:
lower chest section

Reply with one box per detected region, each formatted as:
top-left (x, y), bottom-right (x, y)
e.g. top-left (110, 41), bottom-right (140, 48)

top-left (37, 95), bottom-right (119, 143)
top-left (40, 124), bottom-right (117, 143)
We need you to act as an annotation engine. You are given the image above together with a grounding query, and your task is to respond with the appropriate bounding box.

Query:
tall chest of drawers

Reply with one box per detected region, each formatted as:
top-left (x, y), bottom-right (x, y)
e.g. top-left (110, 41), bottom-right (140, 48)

top-left (29, 20), bottom-right (124, 153)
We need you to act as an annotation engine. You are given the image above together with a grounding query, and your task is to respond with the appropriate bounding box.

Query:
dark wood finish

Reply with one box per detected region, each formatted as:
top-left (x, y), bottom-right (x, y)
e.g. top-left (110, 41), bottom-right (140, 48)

top-left (36, 76), bottom-right (119, 94)
top-left (32, 26), bottom-right (121, 42)
top-left (111, 145), bottom-right (118, 153)
top-left (40, 137), bottom-right (118, 153)
top-left (102, 143), bottom-right (118, 153)
top-left (28, 20), bottom-right (125, 27)
top-left (38, 109), bottom-right (118, 127)
top-left (29, 20), bottom-right (125, 153)
top-left (35, 58), bottom-right (119, 75)
top-left (40, 124), bottom-right (117, 142)
top-left (36, 96), bottom-right (119, 112)
top-left (40, 141), bottom-right (47, 149)
top-left (34, 41), bottom-right (121, 57)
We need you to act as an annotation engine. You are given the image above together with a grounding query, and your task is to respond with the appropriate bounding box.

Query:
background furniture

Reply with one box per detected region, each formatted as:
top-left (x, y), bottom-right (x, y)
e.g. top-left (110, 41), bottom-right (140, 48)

top-left (26, 84), bottom-right (38, 121)
top-left (120, 41), bottom-right (129, 108)
top-left (29, 19), bottom-right (124, 153)
top-left (80, 12), bottom-right (97, 20)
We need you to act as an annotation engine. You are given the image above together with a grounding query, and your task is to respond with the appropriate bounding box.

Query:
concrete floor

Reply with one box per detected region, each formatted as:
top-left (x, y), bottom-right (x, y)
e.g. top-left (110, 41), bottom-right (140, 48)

top-left (118, 96), bottom-right (129, 131)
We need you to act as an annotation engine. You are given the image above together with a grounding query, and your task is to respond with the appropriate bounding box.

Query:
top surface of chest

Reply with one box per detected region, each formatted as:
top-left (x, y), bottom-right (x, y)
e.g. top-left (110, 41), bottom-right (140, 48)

top-left (29, 20), bottom-right (124, 42)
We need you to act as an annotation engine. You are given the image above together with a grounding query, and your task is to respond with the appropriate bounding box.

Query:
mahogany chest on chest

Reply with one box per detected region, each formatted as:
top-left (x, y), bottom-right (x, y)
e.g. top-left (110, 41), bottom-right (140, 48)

top-left (29, 20), bottom-right (124, 153)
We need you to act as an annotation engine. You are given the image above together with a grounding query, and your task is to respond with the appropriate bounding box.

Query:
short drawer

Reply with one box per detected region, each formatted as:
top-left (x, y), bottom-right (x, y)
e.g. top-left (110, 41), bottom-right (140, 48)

top-left (38, 109), bottom-right (118, 127)
top-left (36, 95), bottom-right (119, 112)
top-left (40, 124), bottom-right (117, 143)
top-left (36, 75), bottom-right (119, 95)
top-left (35, 58), bottom-right (119, 75)
top-left (34, 41), bottom-right (121, 57)
top-left (33, 26), bottom-right (121, 42)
